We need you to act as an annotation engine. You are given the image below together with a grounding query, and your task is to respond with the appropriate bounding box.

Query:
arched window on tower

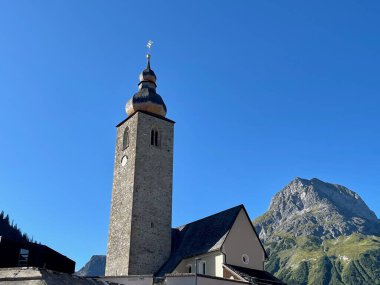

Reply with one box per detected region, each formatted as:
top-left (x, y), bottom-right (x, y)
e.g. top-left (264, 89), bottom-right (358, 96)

top-left (123, 127), bottom-right (129, 150)
top-left (151, 130), bottom-right (155, 145)
top-left (150, 129), bottom-right (159, 147)
top-left (155, 131), bottom-right (158, 146)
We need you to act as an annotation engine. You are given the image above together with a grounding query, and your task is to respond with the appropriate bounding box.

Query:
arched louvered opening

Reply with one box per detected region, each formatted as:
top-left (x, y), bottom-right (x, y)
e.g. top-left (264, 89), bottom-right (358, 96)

top-left (154, 130), bottom-right (158, 146)
top-left (151, 129), bottom-right (159, 147)
top-left (122, 127), bottom-right (129, 150)
top-left (151, 130), bottom-right (155, 145)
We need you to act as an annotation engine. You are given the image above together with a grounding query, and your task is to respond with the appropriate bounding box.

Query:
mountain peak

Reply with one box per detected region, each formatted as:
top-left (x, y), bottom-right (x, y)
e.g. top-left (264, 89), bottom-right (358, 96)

top-left (255, 178), bottom-right (380, 241)
top-left (75, 255), bottom-right (106, 277)
top-left (285, 177), bottom-right (372, 215)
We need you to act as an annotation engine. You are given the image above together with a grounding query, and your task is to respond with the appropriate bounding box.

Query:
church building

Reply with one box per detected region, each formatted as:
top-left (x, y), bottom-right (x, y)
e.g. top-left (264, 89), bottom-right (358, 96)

top-left (0, 50), bottom-right (285, 285)
top-left (103, 53), bottom-right (284, 285)
top-left (0, 52), bottom-right (284, 285)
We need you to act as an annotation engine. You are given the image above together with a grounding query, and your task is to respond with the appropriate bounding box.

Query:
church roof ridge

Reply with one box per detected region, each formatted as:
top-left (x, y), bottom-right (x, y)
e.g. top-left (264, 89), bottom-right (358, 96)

top-left (174, 204), bottom-right (244, 230)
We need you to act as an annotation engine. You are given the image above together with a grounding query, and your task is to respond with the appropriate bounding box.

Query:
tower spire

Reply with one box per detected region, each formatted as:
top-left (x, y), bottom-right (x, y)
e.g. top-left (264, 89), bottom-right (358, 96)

top-left (146, 53), bottom-right (151, 70)
top-left (146, 40), bottom-right (153, 70)
top-left (125, 40), bottom-right (167, 117)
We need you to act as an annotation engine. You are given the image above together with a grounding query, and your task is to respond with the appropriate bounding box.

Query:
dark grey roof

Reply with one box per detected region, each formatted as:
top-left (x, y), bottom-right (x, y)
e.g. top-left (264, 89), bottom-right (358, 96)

top-left (156, 205), bottom-right (244, 276)
top-left (131, 88), bottom-right (167, 113)
top-left (116, 110), bottom-right (175, 127)
top-left (142, 66), bottom-right (156, 79)
top-left (225, 264), bottom-right (286, 285)
top-left (0, 267), bottom-right (109, 285)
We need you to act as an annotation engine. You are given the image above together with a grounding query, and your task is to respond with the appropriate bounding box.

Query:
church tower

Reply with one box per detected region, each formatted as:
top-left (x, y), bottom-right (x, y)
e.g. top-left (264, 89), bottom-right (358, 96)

top-left (105, 53), bottom-right (174, 276)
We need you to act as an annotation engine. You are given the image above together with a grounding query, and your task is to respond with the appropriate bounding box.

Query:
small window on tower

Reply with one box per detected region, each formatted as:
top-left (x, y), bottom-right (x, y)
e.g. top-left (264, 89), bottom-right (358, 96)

top-left (151, 129), bottom-right (159, 147)
top-left (123, 127), bottom-right (129, 150)
top-left (155, 131), bottom-right (159, 146)
top-left (151, 130), bottom-right (154, 145)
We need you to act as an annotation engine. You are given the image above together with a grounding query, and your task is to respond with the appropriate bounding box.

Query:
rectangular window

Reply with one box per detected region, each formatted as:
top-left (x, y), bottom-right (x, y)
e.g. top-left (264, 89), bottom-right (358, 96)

top-left (199, 262), bottom-right (206, 274)
top-left (18, 248), bottom-right (29, 266)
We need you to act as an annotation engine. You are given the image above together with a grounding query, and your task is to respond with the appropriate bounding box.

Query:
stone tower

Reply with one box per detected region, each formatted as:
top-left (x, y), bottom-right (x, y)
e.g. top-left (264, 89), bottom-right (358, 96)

top-left (105, 54), bottom-right (174, 276)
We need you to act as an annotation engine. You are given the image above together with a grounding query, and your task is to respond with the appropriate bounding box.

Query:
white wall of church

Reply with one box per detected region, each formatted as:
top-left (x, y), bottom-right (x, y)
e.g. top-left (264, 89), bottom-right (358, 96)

top-left (99, 276), bottom-right (153, 285)
top-left (173, 252), bottom-right (224, 277)
top-left (166, 275), bottom-right (247, 285)
top-left (215, 253), bottom-right (224, 277)
top-left (222, 209), bottom-right (265, 270)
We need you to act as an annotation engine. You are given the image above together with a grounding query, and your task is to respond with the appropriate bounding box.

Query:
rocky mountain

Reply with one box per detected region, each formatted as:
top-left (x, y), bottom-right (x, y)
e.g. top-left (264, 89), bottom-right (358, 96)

top-left (253, 177), bottom-right (380, 285)
top-left (76, 255), bottom-right (106, 277)
top-left (255, 177), bottom-right (380, 241)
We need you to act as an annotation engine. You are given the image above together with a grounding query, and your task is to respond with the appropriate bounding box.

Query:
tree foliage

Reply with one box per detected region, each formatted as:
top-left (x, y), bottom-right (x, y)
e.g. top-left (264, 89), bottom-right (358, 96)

top-left (0, 210), bottom-right (31, 242)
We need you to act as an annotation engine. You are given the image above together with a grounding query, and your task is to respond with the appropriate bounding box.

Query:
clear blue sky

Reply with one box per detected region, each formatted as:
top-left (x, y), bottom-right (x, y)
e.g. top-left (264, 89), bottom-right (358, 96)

top-left (1, 1), bottom-right (379, 270)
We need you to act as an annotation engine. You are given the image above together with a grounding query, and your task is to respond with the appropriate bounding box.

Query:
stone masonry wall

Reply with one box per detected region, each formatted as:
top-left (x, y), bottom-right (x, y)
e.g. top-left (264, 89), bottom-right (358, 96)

top-left (129, 112), bottom-right (174, 275)
top-left (105, 113), bottom-right (138, 276)
top-left (106, 111), bottom-right (174, 276)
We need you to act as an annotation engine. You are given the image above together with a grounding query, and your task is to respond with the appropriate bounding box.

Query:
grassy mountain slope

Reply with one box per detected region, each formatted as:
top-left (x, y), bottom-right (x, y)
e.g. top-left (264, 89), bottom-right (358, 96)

top-left (253, 178), bottom-right (380, 285)
top-left (263, 233), bottom-right (380, 285)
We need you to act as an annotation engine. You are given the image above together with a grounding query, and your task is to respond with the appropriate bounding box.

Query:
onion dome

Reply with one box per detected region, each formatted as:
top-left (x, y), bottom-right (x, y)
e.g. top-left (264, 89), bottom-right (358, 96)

top-left (125, 54), bottom-right (167, 117)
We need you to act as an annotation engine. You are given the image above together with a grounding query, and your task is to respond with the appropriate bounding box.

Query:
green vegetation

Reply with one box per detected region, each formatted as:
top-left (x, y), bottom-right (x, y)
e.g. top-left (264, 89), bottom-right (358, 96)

top-left (265, 233), bottom-right (380, 285)
top-left (253, 210), bottom-right (274, 225)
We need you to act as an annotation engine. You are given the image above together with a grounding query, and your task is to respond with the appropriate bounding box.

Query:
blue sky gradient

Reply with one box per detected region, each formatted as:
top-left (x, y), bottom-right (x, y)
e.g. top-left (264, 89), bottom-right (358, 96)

top-left (0, 1), bottom-right (379, 269)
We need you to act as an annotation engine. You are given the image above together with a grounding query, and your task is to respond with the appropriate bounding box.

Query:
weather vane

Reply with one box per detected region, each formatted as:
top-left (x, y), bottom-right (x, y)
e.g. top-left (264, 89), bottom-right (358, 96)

top-left (146, 40), bottom-right (154, 59)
